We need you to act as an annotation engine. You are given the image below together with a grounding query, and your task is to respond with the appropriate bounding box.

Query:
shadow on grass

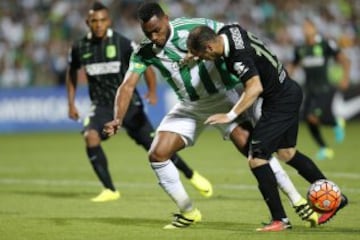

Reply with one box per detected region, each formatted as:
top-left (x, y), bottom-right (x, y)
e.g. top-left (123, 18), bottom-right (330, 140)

top-left (38, 217), bottom-right (360, 234)
top-left (7, 189), bottom-right (93, 199)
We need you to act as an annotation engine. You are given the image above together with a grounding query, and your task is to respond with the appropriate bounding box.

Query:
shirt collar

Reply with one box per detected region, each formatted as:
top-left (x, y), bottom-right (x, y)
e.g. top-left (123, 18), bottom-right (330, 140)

top-left (221, 34), bottom-right (230, 57)
top-left (87, 28), bottom-right (113, 40)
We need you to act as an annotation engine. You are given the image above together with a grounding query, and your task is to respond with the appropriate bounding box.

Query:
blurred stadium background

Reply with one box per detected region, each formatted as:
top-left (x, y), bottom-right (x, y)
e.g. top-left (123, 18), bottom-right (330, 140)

top-left (0, 0), bottom-right (360, 133)
top-left (1, 1), bottom-right (360, 239)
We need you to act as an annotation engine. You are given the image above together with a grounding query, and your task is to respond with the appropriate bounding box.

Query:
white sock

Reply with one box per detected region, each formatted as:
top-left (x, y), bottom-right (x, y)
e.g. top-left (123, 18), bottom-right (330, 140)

top-left (269, 156), bottom-right (302, 205)
top-left (151, 160), bottom-right (193, 212)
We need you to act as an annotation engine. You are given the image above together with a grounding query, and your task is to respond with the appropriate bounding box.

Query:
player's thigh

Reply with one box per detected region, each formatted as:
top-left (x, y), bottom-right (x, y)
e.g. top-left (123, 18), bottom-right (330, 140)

top-left (149, 131), bottom-right (186, 162)
top-left (83, 106), bottom-right (113, 141)
top-left (251, 111), bottom-right (296, 160)
top-left (157, 103), bottom-right (205, 146)
top-left (123, 105), bottom-right (154, 149)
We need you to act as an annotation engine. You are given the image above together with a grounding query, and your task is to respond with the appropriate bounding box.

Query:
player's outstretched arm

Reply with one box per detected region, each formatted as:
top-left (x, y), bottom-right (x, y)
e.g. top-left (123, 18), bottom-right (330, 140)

top-left (104, 71), bottom-right (141, 136)
top-left (143, 66), bottom-right (158, 105)
top-left (336, 51), bottom-right (351, 91)
top-left (65, 66), bottom-right (80, 121)
top-left (205, 76), bottom-right (263, 125)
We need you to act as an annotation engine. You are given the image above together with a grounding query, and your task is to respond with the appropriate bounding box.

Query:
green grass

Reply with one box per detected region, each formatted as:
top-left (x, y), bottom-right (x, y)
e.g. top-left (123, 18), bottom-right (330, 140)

top-left (1, 122), bottom-right (360, 240)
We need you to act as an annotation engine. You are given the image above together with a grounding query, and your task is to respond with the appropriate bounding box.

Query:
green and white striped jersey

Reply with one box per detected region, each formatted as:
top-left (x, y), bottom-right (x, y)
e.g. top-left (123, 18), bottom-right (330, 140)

top-left (128, 17), bottom-right (241, 102)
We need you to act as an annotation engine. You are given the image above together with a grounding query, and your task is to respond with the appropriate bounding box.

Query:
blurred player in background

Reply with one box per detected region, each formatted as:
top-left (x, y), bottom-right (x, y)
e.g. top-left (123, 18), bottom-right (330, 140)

top-left (288, 18), bottom-right (350, 160)
top-left (104, 2), bottom-right (318, 230)
top-left (66, 1), bottom-right (213, 202)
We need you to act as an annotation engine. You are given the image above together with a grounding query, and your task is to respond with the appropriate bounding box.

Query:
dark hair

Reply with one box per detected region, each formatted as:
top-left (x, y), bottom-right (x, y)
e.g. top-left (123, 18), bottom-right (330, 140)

top-left (90, 1), bottom-right (108, 11)
top-left (137, 2), bottom-right (165, 23)
top-left (187, 26), bottom-right (217, 53)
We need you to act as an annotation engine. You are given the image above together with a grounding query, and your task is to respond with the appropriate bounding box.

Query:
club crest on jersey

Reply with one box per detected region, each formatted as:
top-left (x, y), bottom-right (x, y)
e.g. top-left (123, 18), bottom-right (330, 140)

top-left (234, 62), bottom-right (248, 77)
top-left (106, 45), bottom-right (116, 58)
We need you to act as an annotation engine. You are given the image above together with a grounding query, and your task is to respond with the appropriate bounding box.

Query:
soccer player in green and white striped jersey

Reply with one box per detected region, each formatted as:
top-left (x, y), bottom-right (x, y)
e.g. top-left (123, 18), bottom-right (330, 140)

top-left (104, 2), bottom-right (316, 229)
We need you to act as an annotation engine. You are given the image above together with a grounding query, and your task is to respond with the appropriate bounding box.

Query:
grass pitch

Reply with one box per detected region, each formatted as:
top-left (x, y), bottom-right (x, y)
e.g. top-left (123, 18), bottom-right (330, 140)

top-left (1, 122), bottom-right (360, 240)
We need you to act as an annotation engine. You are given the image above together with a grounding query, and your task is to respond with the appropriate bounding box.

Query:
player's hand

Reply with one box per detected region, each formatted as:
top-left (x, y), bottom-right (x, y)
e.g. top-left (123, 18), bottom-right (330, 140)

top-left (204, 113), bottom-right (231, 125)
top-left (103, 119), bottom-right (121, 137)
top-left (338, 78), bottom-right (349, 91)
top-left (144, 91), bottom-right (158, 105)
top-left (68, 104), bottom-right (80, 121)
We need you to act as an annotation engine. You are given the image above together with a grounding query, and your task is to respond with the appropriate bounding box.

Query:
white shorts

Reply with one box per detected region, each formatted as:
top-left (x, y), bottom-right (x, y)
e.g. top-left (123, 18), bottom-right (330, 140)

top-left (157, 89), bottom-right (251, 146)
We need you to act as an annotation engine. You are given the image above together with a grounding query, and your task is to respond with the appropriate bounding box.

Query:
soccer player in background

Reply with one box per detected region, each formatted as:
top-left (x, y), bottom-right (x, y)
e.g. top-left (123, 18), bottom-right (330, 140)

top-left (186, 23), bottom-right (348, 231)
top-left (288, 18), bottom-right (350, 160)
top-left (104, 2), bottom-right (318, 230)
top-left (66, 1), bottom-right (213, 202)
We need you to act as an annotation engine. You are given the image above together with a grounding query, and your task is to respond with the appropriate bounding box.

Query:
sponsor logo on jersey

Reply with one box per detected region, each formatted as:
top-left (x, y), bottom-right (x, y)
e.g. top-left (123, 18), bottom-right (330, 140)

top-left (229, 27), bottom-right (244, 49)
top-left (106, 45), bottom-right (116, 58)
top-left (85, 61), bottom-right (121, 75)
top-left (233, 62), bottom-right (248, 77)
top-left (301, 56), bottom-right (325, 67)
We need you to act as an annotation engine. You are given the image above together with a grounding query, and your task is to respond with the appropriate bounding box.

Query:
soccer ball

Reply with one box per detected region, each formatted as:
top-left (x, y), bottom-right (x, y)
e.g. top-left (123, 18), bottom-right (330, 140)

top-left (307, 179), bottom-right (342, 213)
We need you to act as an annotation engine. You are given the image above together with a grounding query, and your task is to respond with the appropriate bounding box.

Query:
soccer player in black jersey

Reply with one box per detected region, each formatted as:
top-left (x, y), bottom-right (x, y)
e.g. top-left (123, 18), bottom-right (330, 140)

top-left (187, 24), bottom-right (348, 231)
top-left (66, 1), bottom-right (212, 202)
top-left (288, 19), bottom-right (350, 160)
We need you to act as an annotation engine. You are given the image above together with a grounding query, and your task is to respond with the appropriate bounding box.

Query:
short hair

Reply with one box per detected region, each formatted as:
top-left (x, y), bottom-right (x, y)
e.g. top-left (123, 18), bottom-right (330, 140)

top-left (90, 1), bottom-right (108, 12)
top-left (137, 2), bottom-right (165, 23)
top-left (187, 26), bottom-right (217, 53)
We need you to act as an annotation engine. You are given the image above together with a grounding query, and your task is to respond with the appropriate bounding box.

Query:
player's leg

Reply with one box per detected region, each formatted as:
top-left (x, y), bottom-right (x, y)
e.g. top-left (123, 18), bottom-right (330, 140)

top-left (82, 107), bottom-right (119, 202)
top-left (239, 117), bottom-right (290, 231)
top-left (304, 95), bottom-right (334, 160)
top-left (323, 89), bottom-right (345, 143)
top-left (149, 131), bottom-right (201, 229)
top-left (230, 123), bottom-right (317, 226)
top-left (123, 105), bottom-right (212, 197)
top-left (277, 120), bottom-right (348, 225)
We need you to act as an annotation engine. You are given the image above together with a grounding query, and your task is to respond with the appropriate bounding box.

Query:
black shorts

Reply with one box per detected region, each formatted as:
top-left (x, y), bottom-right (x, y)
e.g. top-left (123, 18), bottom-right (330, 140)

top-left (303, 89), bottom-right (336, 125)
top-left (83, 104), bottom-right (154, 149)
top-left (250, 80), bottom-right (303, 160)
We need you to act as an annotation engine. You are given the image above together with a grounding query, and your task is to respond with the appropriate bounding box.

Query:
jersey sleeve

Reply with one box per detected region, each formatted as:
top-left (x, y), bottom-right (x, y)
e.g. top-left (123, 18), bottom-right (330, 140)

top-left (128, 51), bottom-right (148, 75)
top-left (68, 43), bottom-right (81, 70)
top-left (225, 27), bottom-right (259, 83)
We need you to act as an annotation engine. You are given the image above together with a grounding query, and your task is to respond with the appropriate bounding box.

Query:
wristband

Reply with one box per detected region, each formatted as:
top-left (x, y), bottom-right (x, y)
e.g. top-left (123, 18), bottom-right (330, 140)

top-left (226, 110), bottom-right (238, 121)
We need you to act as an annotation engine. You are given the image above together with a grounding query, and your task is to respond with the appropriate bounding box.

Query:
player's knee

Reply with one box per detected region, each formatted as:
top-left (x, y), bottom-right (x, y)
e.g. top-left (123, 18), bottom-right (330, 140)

top-left (84, 130), bottom-right (101, 147)
top-left (148, 147), bottom-right (172, 162)
top-left (277, 148), bottom-right (296, 162)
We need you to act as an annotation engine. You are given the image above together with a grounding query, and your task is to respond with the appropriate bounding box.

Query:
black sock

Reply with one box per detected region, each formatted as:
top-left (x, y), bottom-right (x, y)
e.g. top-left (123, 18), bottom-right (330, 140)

top-left (306, 122), bottom-right (326, 147)
top-left (286, 151), bottom-right (326, 183)
top-left (170, 154), bottom-right (194, 179)
top-left (251, 164), bottom-right (287, 221)
top-left (86, 146), bottom-right (115, 191)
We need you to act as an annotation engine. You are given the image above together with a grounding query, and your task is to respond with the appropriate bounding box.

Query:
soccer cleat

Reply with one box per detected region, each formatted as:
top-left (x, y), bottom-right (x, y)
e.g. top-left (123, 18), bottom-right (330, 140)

top-left (190, 171), bottom-right (213, 198)
top-left (91, 189), bottom-right (120, 202)
top-left (163, 208), bottom-right (202, 229)
top-left (316, 147), bottom-right (334, 160)
top-left (256, 219), bottom-right (292, 232)
top-left (318, 194), bottom-right (348, 225)
top-left (293, 198), bottom-right (318, 227)
top-left (334, 117), bottom-right (346, 143)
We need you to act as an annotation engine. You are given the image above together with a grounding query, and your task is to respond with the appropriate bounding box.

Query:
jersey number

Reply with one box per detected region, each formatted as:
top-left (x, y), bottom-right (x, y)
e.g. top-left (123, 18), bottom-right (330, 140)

top-left (247, 32), bottom-right (279, 69)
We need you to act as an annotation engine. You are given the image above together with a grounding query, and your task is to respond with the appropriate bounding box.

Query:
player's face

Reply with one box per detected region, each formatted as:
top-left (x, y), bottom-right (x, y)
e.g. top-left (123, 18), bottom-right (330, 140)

top-left (302, 21), bottom-right (317, 40)
top-left (141, 15), bottom-right (170, 48)
top-left (87, 9), bottom-right (111, 39)
top-left (190, 45), bottom-right (219, 61)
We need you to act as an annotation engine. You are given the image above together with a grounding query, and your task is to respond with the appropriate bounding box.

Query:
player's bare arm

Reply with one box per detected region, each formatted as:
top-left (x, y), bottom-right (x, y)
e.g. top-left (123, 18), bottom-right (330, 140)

top-left (205, 76), bottom-right (263, 125)
top-left (65, 66), bottom-right (80, 120)
top-left (143, 66), bottom-right (158, 105)
top-left (336, 51), bottom-right (351, 91)
top-left (103, 71), bottom-right (141, 136)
